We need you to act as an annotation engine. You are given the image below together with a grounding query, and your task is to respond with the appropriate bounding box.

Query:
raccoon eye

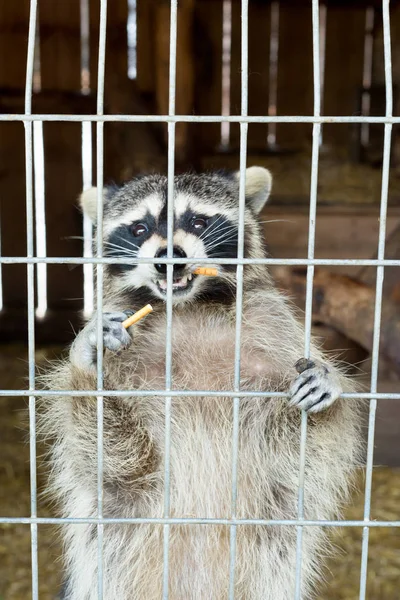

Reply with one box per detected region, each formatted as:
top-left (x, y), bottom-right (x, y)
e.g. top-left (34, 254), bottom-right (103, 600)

top-left (191, 217), bottom-right (208, 231)
top-left (131, 222), bottom-right (148, 237)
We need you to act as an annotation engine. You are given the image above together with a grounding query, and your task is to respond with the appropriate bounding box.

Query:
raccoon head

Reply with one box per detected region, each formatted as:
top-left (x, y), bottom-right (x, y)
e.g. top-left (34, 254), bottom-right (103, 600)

top-left (80, 167), bottom-right (272, 305)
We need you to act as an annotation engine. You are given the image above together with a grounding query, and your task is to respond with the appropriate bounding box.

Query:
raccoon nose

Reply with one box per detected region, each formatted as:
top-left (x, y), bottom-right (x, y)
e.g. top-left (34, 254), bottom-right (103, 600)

top-left (155, 246), bottom-right (187, 276)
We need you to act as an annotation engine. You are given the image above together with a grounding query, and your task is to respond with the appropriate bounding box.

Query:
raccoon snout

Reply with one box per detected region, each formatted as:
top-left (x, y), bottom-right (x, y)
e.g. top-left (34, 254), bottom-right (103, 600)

top-left (155, 246), bottom-right (187, 276)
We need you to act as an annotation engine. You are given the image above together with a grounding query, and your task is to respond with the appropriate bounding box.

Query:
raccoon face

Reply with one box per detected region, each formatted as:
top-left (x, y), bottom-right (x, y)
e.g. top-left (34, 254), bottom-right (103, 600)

top-left (81, 167), bottom-right (272, 304)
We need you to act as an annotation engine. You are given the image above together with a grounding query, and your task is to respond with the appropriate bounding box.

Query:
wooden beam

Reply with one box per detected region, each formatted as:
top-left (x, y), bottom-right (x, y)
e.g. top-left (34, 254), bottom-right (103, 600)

top-left (276, 267), bottom-right (400, 374)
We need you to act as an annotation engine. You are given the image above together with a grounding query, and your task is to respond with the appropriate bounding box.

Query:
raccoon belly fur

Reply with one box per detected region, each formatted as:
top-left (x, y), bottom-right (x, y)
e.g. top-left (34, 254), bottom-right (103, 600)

top-left (41, 289), bottom-right (362, 600)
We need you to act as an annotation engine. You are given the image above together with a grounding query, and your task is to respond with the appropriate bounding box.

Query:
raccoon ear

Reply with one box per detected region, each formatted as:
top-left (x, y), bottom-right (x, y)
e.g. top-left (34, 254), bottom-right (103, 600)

top-left (79, 187), bottom-right (108, 223)
top-left (235, 166), bottom-right (272, 214)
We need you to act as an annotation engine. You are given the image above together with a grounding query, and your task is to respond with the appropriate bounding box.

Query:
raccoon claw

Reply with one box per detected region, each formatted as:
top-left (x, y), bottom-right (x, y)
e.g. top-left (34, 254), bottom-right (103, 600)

top-left (289, 358), bottom-right (342, 413)
top-left (294, 358), bottom-right (315, 374)
top-left (70, 311), bottom-right (133, 372)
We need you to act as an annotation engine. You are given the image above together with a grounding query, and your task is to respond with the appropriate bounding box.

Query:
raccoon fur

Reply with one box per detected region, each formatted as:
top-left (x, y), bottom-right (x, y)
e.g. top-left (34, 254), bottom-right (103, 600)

top-left (40, 166), bottom-right (362, 600)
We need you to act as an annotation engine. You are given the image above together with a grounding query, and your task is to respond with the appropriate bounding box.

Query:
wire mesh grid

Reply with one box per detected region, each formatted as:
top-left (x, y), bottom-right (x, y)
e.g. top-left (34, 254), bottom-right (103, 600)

top-left (1, 0), bottom-right (399, 599)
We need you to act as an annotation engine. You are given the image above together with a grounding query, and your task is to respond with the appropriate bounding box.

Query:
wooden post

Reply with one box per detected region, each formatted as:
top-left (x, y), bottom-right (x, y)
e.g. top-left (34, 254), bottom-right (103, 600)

top-left (154, 0), bottom-right (195, 166)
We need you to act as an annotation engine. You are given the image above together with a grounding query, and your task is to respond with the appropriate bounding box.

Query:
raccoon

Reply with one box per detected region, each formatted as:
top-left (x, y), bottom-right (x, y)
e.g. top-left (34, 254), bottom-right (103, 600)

top-left (41, 167), bottom-right (362, 600)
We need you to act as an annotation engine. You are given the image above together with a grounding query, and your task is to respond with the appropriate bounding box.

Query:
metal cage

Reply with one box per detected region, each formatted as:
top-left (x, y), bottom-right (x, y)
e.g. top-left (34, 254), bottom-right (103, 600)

top-left (0, 1), bottom-right (400, 599)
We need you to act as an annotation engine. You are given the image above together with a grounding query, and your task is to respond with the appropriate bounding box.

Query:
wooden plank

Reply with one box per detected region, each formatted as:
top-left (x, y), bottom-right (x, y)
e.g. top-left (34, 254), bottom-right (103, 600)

top-left (193, 0), bottom-right (223, 158)
top-left (275, 5), bottom-right (313, 148)
top-left (262, 206), bottom-right (400, 273)
top-left (0, 4), bottom-right (30, 310)
top-left (153, 0), bottom-right (195, 166)
top-left (323, 8), bottom-right (365, 148)
top-left (176, 0), bottom-right (195, 164)
top-left (36, 1), bottom-right (83, 312)
top-left (0, 0), bottom-right (31, 91)
top-left (0, 123), bottom-right (28, 309)
top-left (39, 0), bottom-right (81, 92)
top-left (136, 0), bottom-right (156, 94)
top-left (248, 2), bottom-right (270, 149)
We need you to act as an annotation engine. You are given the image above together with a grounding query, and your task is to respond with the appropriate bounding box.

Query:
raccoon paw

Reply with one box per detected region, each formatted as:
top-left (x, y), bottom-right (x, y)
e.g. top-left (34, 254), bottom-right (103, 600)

top-left (70, 311), bottom-right (133, 371)
top-left (288, 358), bottom-right (342, 413)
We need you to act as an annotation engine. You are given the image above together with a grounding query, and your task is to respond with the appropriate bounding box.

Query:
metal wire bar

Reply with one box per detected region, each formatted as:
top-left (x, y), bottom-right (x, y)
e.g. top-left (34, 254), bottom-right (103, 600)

top-left (228, 1), bottom-right (249, 594)
top-left (294, 0), bottom-right (321, 595)
top-left (228, 125), bottom-right (248, 596)
top-left (2, 389), bottom-right (400, 400)
top-left (32, 15), bottom-right (47, 320)
top-left (163, 2), bottom-right (178, 597)
top-left (25, 0), bottom-right (39, 597)
top-left (2, 257), bottom-right (400, 266)
top-left (1, 516), bottom-right (400, 527)
top-left (359, 3), bottom-right (393, 597)
top-left (80, 0), bottom-right (94, 318)
top-left (33, 121), bottom-right (47, 319)
top-left (95, 1), bottom-right (108, 597)
top-left (4, 114), bottom-right (400, 123)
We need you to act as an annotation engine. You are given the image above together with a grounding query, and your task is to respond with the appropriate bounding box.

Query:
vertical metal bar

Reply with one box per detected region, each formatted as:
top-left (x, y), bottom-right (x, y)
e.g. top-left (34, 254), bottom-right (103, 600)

top-left (220, 0), bottom-right (232, 149)
top-left (163, 2), bottom-right (178, 598)
top-left (267, 1), bottom-right (279, 148)
top-left (96, 1), bottom-right (108, 598)
top-left (82, 122), bottom-right (94, 318)
top-left (359, 2), bottom-right (392, 598)
top-left (32, 15), bottom-right (47, 319)
top-left (294, 1), bottom-right (321, 597)
top-left (228, 1), bottom-right (248, 597)
top-left (33, 120), bottom-right (47, 319)
top-left (25, 1), bottom-right (39, 597)
top-left (80, 0), bottom-right (94, 318)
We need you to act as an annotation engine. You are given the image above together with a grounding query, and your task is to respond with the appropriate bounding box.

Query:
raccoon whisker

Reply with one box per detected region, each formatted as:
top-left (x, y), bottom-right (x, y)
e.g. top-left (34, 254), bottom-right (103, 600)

top-left (203, 232), bottom-right (238, 252)
top-left (198, 215), bottom-right (225, 240)
top-left (198, 217), bottom-right (234, 240)
top-left (199, 221), bottom-right (236, 243)
top-left (199, 225), bottom-right (238, 246)
top-left (116, 235), bottom-right (141, 251)
top-left (201, 238), bottom-right (238, 256)
top-left (104, 241), bottom-right (136, 254)
top-left (258, 219), bottom-right (295, 225)
top-left (103, 241), bottom-right (138, 256)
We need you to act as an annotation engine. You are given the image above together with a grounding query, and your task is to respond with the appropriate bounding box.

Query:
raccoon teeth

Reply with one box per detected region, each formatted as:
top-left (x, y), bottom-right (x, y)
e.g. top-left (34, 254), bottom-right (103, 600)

top-left (173, 276), bottom-right (188, 288)
top-left (158, 276), bottom-right (189, 291)
top-left (188, 274), bottom-right (193, 281)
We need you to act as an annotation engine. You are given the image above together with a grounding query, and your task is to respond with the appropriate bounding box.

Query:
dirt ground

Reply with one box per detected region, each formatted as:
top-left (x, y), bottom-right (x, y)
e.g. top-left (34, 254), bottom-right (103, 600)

top-left (0, 344), bottom-right (399, 600)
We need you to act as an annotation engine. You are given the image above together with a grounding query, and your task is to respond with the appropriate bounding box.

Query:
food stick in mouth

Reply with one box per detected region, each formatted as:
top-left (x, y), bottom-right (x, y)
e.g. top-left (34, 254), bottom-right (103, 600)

top-left (122, 304), bottom-right (153, 328)
top-left (193, 267), bottom-right (218, 277)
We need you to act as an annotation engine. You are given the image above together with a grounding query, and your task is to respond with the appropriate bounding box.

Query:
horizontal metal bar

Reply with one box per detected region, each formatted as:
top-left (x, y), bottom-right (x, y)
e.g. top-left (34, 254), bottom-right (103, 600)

top-left (1, 389), bottom-right (399, 400)
top-left (2, 114), bottom-right (400, 124)
top-left (1, 257), bottom-right (400, 266)
top-left (0, 517), bottom-right (399, 528)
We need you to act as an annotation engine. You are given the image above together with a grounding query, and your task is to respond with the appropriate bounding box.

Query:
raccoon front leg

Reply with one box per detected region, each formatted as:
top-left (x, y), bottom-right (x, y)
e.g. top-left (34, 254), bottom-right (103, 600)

top-left (70, 310), bottom-right (133, 372)
top-left (288, 358), bottom-right (342, 413)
